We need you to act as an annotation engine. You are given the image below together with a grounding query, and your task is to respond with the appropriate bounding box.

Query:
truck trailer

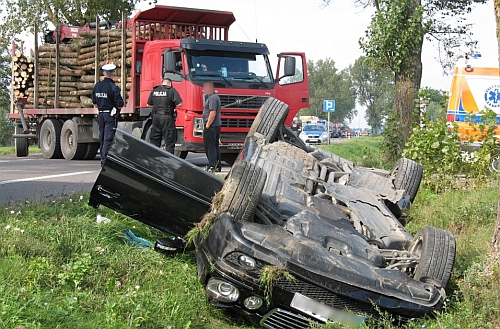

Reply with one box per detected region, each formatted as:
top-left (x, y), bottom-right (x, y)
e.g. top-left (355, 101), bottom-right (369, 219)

top-left (10, 5), bottom-right (310, 164)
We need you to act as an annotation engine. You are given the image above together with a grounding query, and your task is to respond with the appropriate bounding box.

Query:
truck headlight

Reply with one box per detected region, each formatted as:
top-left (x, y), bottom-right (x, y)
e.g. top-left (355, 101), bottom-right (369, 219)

top-left (193, 118), bottom-right (204, 137)
top-left (206, 278), bottom-right (240, 303)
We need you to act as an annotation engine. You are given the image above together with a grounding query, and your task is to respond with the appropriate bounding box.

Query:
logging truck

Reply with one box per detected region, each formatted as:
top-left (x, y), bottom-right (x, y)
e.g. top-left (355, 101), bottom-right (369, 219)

top-left (10, 5), bottom-right (310, 163)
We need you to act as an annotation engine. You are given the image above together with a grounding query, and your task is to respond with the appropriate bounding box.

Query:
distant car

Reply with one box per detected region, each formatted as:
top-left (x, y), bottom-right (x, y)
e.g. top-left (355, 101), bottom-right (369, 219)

top-left (332, 131), bottom-right (340, 138)
top-left (299, 124), bottom-right (329, 144)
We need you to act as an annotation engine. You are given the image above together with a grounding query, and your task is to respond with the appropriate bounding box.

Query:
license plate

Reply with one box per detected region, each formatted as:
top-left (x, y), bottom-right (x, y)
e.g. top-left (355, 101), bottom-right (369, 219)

top-left (290, 293), bottom-right (365, 327)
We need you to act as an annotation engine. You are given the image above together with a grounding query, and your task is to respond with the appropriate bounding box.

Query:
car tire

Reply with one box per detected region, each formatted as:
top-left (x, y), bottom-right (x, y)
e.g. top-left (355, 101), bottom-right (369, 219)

top-left (15, 126), bottom-right (29, 157)
top-left (248, 97), bottom-right (289, 142)
top-left (390, 158), bottom-right (423, 202)
top-left (410, 226), bottom-right (456, 288)
top-left (61, 119), bottom-right (87, 160)
top-left (221, 153), bottom-right (238, 166)
top-left (218, 161), bottom-right (266, 222)
top-left (40, 119), bottom-right (63, 159)
top-left (83, 142), bottom-right (99, 160)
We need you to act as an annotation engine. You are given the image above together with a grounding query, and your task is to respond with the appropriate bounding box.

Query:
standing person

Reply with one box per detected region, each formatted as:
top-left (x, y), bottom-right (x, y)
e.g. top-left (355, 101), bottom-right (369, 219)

top-left (91, 63), bottom-right (124, 167)
top-left (147, 77), bottom-right (183, 154)
top-left (202, 81), bottom-right (222, 172)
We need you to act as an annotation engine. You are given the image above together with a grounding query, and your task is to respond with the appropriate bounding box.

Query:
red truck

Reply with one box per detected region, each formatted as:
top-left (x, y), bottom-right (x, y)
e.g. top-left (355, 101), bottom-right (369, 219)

top-left (10, 6), bottom-right (310, 164)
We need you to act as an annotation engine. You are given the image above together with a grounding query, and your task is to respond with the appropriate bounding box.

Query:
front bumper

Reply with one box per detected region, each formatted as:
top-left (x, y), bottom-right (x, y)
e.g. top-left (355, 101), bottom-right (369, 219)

top-left (195, 214), bottom-right (443, 328)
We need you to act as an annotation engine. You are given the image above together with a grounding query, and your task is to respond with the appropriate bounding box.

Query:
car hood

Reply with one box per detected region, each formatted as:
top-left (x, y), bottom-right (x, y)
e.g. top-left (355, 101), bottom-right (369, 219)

top-left (89, 129), bottom-right (223, 236)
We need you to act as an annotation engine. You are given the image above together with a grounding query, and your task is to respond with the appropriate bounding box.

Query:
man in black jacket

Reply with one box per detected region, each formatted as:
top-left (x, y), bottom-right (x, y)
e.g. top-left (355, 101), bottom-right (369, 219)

top-left (91, 63), bottom-right (124, 167)
top-left (147, 77), bottom-right (183, 154)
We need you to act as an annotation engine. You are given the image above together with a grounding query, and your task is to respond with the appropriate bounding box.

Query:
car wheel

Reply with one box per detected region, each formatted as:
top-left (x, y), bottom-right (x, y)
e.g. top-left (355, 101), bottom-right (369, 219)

top-left (409, 226), bottom-right (456, 288)
top-left (15, 126), bottom-right (29, 157)
top-left (61, 119), bottom-right (87, 160)
top-left (248, 97), bottom-right (289, 142)
top-left (390, 158), bottom-right (423, 202)
top-left (217, 161), bottom-right (266, 222)
top-left (490, 154), bottom-right (500, 172)
top-left (39, 119), bottom-right (63, 159)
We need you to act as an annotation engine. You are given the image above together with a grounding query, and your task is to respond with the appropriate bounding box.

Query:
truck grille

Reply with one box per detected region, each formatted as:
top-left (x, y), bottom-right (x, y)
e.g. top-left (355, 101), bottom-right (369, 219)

top-left (221, 118), bottom-right (253, 128)
top-left (274, 278), bottom-right (375, 316)
top-left (261, 308), bottom-right (316, 329)
top-left (220, 132), bottom-right (248, 142)
top-left (219, 95), bottom-right (268, 109)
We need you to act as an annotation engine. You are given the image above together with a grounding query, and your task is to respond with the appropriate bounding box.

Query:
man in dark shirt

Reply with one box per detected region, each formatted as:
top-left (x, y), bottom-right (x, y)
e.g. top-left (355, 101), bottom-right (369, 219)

top-left (147, 77), bottom-right (183, 154)
top-left (202, 81), bottom-right (222, 172)
top-left (91, 64), bottom-right (124, 167)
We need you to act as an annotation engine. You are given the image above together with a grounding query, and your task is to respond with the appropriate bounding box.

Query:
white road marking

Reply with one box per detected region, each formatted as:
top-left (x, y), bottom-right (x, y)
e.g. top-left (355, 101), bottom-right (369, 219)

top-left (0, 171), bottom-right (96, 185)
top-left (0, 158), bottom-right (38, 163)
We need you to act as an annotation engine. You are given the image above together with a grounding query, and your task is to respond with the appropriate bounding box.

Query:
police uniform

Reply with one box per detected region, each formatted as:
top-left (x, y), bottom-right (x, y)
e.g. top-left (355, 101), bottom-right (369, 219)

top-left (91, 64), bottom-right (124, 166)
top-left (147, 83), bottom-right (182, 154)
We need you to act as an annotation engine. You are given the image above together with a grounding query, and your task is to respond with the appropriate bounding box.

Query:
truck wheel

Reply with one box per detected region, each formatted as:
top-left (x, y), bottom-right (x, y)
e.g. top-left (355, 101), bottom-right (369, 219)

top-left (390, 158), bottom-right (423, 202)
top-left (61, 120), bottom-right (87, 160)
top-left (248, 97), bottom-right (289, 142)
top-left (83, 142), bottom-right (99, 160)
top-left (221, 153), bottom-right (238, 166)
top-left (409, 226), bottom-right (456, 288)
top-left (15, 126), bottom-right (29, 157)
top-left (217, 161), bottom-right (266, 222)
top-left (174, 150), bottom-right (188, 159)
top-left (40, 119), bottom-right (63, 159)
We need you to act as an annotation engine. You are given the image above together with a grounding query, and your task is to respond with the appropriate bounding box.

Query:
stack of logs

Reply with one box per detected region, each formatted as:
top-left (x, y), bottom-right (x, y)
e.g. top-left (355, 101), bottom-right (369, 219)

top-left (12, 51), bottom-right (34, 98)
top-left (20, 29), bottom-right (132, 109)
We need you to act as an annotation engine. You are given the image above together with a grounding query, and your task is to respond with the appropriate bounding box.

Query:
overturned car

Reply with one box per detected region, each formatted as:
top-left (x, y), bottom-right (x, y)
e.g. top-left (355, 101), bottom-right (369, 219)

top-left (89, 98), bottom-right (456, 328)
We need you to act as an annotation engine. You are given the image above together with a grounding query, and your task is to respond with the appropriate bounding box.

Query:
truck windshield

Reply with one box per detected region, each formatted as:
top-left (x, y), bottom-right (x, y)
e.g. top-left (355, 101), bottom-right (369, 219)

top-left (186, 50), bottom-right (274, 89)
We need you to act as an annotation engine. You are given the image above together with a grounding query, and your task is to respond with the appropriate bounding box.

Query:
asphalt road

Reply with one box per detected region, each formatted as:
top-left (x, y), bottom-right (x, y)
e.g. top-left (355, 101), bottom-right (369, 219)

top-left (0, 137), bottom-right (345, 205)
top-left (0, 152), bottom-right (230, 205)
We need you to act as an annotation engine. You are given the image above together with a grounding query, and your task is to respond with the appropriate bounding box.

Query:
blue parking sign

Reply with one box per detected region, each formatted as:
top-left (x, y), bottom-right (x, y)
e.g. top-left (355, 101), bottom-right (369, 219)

top-left (323, 100), bottom-right (335, 112)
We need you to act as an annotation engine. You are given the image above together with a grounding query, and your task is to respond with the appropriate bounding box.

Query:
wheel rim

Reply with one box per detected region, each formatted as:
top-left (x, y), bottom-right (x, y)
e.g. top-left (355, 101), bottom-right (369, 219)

top-left (42, 128), bottom-right (52, 151)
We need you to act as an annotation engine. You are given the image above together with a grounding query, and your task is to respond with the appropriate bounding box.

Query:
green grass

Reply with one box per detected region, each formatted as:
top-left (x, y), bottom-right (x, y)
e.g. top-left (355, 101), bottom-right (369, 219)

top-left (320, 136), bottom-right (390, 169)
top-left (0, 146), bottom-right (41, 155)
top-left (1, 137), bottom-right (499, 328)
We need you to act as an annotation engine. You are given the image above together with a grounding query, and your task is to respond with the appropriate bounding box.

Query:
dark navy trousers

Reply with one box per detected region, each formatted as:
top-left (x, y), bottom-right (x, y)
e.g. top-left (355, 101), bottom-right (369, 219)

top-left (98, 112), bottom-right (117, 167)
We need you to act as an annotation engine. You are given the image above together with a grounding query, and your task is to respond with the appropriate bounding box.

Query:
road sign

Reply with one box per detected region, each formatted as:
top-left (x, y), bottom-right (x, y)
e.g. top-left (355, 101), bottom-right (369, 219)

top-left (323, 100), bottom-right (335, 112)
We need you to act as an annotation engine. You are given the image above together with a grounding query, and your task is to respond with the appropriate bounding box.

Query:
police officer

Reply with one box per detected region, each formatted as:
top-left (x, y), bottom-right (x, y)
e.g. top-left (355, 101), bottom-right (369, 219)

top-left (147, 77), bottom-right (183, 154)
top-left (91, 64), bottom-right (124, 167)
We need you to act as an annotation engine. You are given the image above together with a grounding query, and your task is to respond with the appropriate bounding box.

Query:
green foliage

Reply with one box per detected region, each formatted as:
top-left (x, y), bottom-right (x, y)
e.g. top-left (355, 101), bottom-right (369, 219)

top-left (359, 0), bottom-right (429, 73)
top-left (0, 0), bottom-right (140, 50)
top-left (320, 136), bottom-right (389, 169)
top-left (259, 266), bottom-right (295, 305)
top-left (301, 58), bottom-right (356, 123)
top-left (349, 56), bottom-right (394, 135)
top-left (0, 52), bottom-right (13, 146)
top-left (419, 86), bottom-right (449, 122)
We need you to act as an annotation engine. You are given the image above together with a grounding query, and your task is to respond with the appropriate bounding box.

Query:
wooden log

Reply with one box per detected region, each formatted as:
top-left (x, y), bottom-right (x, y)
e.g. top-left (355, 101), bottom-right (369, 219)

top-left (39, 81), bottom-right (78, 88)
top-left (38, 57), bottom-right (80, 66)
top-left (27, 86), bottom-right (76, 92)
top-left (38, 45), bottom-right (73, 52)
top-left (80, 96), bottom-right (93, 107)
top-left (70, 89), bottom-right (92, 96)
top-left (27, 91), bottom-right (73, 97)
top-left (28, 96), bottom-right (79, 103)
top-left (81, 57), bottom-right (132, 71)
top-left (78, 43), bottom-right (132, 60)
top-left (39, 51), bottom-right (79, 58)
top-left (36, 76), bottom-right (75, 82)
top-left (79, 30), bottom-right (132, 38)
top-left (39, 68), bottom-right (84, 76)
top-left (76, 82), bottom-right (95, 89)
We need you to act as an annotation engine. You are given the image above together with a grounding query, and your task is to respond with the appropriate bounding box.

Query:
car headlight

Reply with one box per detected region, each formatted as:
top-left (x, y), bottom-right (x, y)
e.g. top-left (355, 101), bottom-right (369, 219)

top-left (299, 131), bottom-right (306, 138)
top-left (206, 278), bottom-right (240, 303)
top-left (244, 296), bottom-right (264, 310)
top-left (238, 254), bottom-right (256, 269)
top-left (193, 118), bottom-right (204, 137)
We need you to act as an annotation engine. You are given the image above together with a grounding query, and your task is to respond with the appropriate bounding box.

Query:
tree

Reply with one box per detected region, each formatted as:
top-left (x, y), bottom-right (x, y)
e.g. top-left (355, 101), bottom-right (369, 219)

top-left (0, 51), bottom-right (13, 146)
top-left (302, 58), bottom-right (357, 123)
top-left (0, 0), bottom-right (139, 49)
top-left (349, 56), bottom-right (394, 134)
top-left (323, 0), bottom-right (487, 157)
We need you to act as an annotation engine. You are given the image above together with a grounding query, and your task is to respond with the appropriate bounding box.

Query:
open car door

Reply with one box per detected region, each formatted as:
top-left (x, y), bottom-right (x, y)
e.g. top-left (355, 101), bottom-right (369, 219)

top-left (89, 129), bottom-right (223, 236)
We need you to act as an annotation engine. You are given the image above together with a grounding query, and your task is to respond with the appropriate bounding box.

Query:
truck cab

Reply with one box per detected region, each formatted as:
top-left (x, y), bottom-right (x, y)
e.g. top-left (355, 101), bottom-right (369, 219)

top-left (130, 6), bottom-right (309, 162)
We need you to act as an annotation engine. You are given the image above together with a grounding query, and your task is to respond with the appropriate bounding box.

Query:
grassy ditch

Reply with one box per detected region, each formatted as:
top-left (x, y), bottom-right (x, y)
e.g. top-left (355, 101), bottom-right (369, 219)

top-left (1, 137), bottom-right (499, 328)
top-left (0, 146), bottom-right (41, 155)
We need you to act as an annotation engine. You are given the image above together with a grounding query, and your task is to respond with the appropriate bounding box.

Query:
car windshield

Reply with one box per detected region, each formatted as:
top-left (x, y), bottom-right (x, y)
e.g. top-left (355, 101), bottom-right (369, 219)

top-left (186, 50), bottom-right (274, 88)
top-left (304, 125), bottom-right (326, 131)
